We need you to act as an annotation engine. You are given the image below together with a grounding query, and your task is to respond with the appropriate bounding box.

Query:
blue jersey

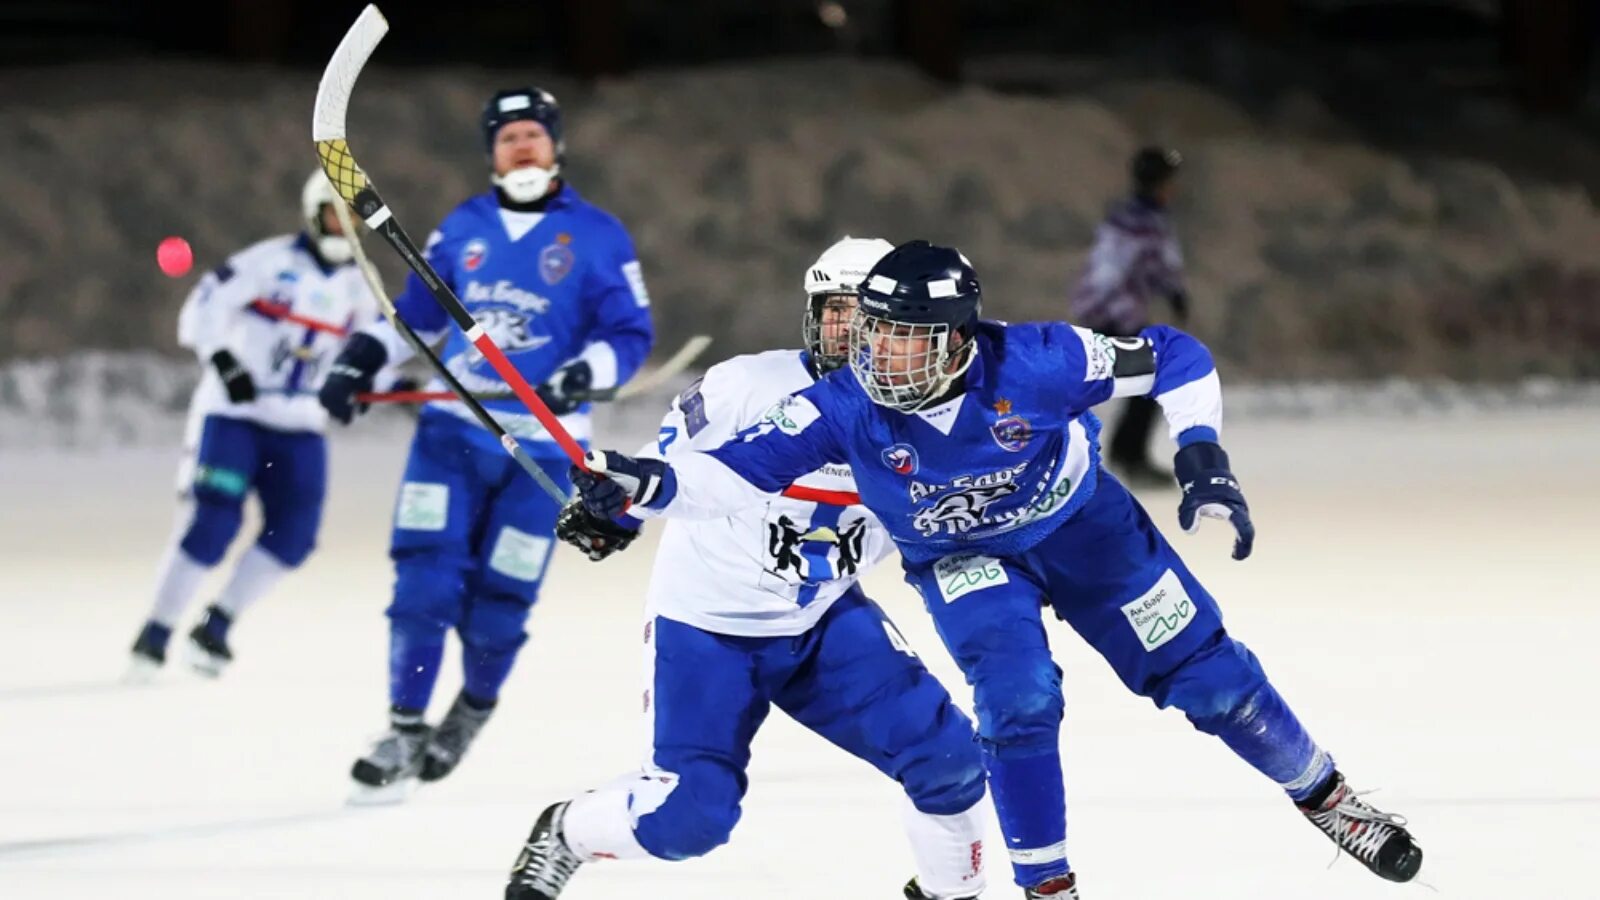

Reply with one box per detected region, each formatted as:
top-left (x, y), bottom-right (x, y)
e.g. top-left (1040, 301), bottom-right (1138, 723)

top-left (372, 183), bottom-right (654, 446)
top-left (653, 321), bottom-right (1221, 565)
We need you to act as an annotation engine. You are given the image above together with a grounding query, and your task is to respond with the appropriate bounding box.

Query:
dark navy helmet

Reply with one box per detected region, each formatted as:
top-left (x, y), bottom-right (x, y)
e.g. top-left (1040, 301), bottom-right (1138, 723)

top-left (481, 87), bottom-right (565, 161)
top-left (850, 240), bottom-right (982, 411)
top-left (856, 240), bottom-right (981, 333)
top-left (1131, 145), bottom-right (1181, 193)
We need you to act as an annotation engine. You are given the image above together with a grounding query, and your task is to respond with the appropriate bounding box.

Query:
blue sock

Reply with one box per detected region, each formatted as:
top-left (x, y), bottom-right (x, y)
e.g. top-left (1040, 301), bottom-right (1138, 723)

top-left (461, 642), bottom-right (522, 705)
top-left (1197, 682), bottom-right (1334, 803)
top-left (388, 632), bottom-right (445, 712)
top-left (985, 747), bottom-right (1070, 885)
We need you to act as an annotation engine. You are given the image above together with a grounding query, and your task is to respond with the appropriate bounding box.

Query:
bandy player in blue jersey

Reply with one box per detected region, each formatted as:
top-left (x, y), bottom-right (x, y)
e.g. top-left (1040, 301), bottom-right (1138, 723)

top-left (318, 87), bottom-right (654, 797)
top-left (567, 242), bottom-right (1422, 896)
top-left (504, 238), bottom-right (989, 900)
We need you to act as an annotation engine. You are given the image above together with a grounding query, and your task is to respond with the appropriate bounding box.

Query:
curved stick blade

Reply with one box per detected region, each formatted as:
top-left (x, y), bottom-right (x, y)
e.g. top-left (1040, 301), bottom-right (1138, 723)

top-left (313, 4), bottom-right (388, 143)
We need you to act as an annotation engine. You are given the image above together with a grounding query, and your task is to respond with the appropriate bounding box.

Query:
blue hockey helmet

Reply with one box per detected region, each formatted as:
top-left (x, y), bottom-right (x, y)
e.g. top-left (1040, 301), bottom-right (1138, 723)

top-left (481, 87), bottom-right (565, 161)
top-left (849, 240), bottom-right (981, 411)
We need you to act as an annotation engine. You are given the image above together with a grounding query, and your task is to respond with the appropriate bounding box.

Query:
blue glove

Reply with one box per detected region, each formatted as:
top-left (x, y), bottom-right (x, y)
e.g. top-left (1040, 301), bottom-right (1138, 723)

top-left (1175, 441), bottom-right (1255, 561)
top-left (318, 332), bottom-right (388, 425)
top-left (537, 360), bottom-right (593, 416)
top-left (570, 450), bottom-right (675, 520)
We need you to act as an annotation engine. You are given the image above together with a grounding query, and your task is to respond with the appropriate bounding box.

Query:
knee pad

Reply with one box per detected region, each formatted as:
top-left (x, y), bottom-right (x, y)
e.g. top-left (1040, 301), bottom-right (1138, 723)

top-left (901, 706), bottom-right (987, 816)
top-left (257, 509), bottom-right (319, 568)
top-left (460, 590), bottom-right (534, 654)
top-left (386, 554), bottom-right (469, 633)
top-left (179, 496), bottom-right (244, 566)
top-left (971, 654), bottom-right (1063, 757)
top-left (1150, 634), bottom-right (1268, 730)
top-left (632, 761), bottom-right (743, 861)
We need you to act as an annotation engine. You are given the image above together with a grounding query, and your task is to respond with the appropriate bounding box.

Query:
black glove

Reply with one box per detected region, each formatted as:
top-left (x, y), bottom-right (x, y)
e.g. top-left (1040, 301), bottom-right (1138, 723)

top-left (536, 360), bottom-right (593, 416)
top-left (318, 332), bottom-right (388, 425)
top-left (210, 349), bottom-right (256, 404)
top-left (570, 450), bottom-right (675, 520)
top-left (1168, 289), bottom-right (1190, 324)
top-left (1175, 441), bottom-right (1254, 561)
top-left (555, 500), bottom-right (640, 561)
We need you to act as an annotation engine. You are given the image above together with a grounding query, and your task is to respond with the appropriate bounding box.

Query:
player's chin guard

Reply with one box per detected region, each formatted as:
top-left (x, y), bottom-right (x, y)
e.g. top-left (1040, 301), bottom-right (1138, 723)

top-left (803, 236), bottom-right (895, 374)
top-left (483, 87), bottom-right (564, 203)
top-left (849, 240), bottom-right (981, 412)
top-left (1174, 440), bottom-right (1255, 560)
top-left (555, 501), bottom-right (640, 561)
top-left (301, 171), bottom-right (353, 264)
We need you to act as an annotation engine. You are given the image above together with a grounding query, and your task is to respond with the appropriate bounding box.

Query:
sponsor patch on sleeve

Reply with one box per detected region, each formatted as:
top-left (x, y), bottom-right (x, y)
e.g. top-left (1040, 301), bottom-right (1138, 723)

top-left (677, 377), bottom-right (709, 437)
top-left (1075, 326), bottom-right (1115, 382)
top-left (622, 260), bottom-right (651, 308)
top-left (762, 395), bottom-right (820, 435)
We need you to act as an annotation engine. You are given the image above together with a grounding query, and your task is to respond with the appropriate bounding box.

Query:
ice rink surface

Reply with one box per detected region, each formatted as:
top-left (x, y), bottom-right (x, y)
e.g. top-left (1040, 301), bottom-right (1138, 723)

top-left (2, 408), bottom-right (1596, 899)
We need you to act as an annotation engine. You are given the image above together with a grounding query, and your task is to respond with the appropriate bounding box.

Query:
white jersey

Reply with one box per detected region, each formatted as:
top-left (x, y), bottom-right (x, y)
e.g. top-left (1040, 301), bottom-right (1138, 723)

top-left (634, 349), bottom-right (897, 637)
top-left (177, 234), bottom-right (379, 435)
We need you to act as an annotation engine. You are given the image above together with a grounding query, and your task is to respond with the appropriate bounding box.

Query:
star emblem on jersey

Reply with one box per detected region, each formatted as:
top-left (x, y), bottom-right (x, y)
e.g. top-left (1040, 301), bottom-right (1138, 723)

top-left (881, 443), bottom-right (919, 475)
top-left (994, 397), bottom-right (1013, 415)
top-left (461, 238), bottom-right (490, 272)
top-left (539, 240), bottom-right (575, 285)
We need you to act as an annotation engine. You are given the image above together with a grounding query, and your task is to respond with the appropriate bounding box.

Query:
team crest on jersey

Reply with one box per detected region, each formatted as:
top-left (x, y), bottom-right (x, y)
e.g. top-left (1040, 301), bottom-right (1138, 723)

top-left (461, 238), bottom-right (491, 272)
top-left (539, 237), bottom-right (575, 285)
top-left (990, 398), bottom-right (1032, 452)
top-left (881, 443), bottom-right (919, 476)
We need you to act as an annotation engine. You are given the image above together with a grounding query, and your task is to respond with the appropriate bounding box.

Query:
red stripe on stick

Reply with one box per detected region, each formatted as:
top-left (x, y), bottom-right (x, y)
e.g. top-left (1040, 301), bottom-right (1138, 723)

top-left (468, 332), bottom-right (587, 465)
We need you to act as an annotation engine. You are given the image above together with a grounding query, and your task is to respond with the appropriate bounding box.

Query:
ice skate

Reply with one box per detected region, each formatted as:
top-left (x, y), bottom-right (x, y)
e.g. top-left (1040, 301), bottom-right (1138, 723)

top-left (1024, 873), bottom-right (1080, 898)
top-left (420, 692), bottom-right (494, 782)
top-left (1298, 770), bottom-right (1422, 883)
top-left (505, 802), bottom-right (584, 900)
top-left (125, 621), bottom-right (171, 684)
top-left (186, 605), bottom-right (234, 677)
top-left (902, 877), bottom-right (981, 899)
top-left (348, 719), bottom-right (430, 805)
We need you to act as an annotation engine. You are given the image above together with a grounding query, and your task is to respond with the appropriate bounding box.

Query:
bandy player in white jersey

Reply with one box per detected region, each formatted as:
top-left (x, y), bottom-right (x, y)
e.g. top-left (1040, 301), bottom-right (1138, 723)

top-left (504, 239), bottom-right (991, 900)
top-left (129, 172), bottom-right (390, 679)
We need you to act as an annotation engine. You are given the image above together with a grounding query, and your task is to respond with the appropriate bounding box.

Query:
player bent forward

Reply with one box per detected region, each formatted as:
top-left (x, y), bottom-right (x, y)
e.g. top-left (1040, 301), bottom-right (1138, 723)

top-left (505, 238), bottom-right (990, 900)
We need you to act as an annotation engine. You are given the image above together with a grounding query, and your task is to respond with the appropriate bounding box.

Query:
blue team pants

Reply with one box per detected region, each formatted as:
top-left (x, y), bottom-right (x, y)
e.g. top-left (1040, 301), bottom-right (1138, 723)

top-left (630, 586), bottom-right (987, 861)
top-left (386, 411), bottom-right (572, 710)
top-left (180, 415), bottom-right (326, 568)
top-left (905, 471), bottom-right (1330, 887)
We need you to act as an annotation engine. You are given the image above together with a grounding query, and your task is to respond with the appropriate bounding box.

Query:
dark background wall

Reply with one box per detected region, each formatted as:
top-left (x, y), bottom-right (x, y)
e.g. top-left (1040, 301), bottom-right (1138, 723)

top-left (1, 0), bottom-right (1596, 381)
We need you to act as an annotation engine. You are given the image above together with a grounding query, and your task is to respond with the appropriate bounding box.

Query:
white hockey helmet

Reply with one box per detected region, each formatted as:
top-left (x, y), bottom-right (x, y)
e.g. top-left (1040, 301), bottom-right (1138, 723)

top-left (301, 171), bottom-right (353, 265)
top-left (803, 236), bottom-right (894, 373)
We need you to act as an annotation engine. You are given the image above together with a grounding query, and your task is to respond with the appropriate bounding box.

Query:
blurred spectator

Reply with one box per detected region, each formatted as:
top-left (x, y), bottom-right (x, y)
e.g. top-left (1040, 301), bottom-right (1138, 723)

top-left (1069, 146), bottom-right (1188, 487)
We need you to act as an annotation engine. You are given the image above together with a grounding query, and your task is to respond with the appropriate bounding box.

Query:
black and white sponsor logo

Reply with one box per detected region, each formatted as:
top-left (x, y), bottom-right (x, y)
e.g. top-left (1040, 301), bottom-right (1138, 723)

top-left (912, 483), bottom-right (1020, 536)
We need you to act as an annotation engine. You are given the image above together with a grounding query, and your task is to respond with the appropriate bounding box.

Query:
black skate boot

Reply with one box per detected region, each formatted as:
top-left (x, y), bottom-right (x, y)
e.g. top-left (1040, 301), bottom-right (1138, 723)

top-left (506, 802), bottom-right (584, 900)
top-left (1024, 873), bottom-right (1080, 898)
top-left (420, 692), bottom-right (494, 782)
top-left (1297, 770), bottom-right (1422, 882)
top-left (902, 876), bottom-right (981, 899)
top-left (187, 605), bottom-right (234, 677)
top-left (349, 713), bottom-right (430, 803)
top-left (126, 621), bottom-right (171, 683)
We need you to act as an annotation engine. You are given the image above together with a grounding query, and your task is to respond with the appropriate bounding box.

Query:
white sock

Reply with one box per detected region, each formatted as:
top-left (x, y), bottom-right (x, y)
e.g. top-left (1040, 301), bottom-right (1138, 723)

top-left (215, 545), bottom-right (291, 619)
top-left (149, 543), bottom-right (211, 628)
top-left (561, 771), bottom-right (680, 862)
top-left (902, 793), bottom-right (989, 899)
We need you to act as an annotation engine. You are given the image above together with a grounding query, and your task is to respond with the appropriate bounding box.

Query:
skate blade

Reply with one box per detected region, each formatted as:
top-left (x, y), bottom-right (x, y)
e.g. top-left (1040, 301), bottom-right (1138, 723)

top-left (347, 778), bottom-right (417, 807)
top-left (185, 644), bottom-right (228, 679)
top-left (122, 656), bottom-right (163, 685)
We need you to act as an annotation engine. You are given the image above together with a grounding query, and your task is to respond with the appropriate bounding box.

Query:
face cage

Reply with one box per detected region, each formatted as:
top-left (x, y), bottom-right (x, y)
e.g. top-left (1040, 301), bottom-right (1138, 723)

top-left (847, 311), bottom-right (974, 412)
top-left (803, 292), bottom-right (857, 374)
